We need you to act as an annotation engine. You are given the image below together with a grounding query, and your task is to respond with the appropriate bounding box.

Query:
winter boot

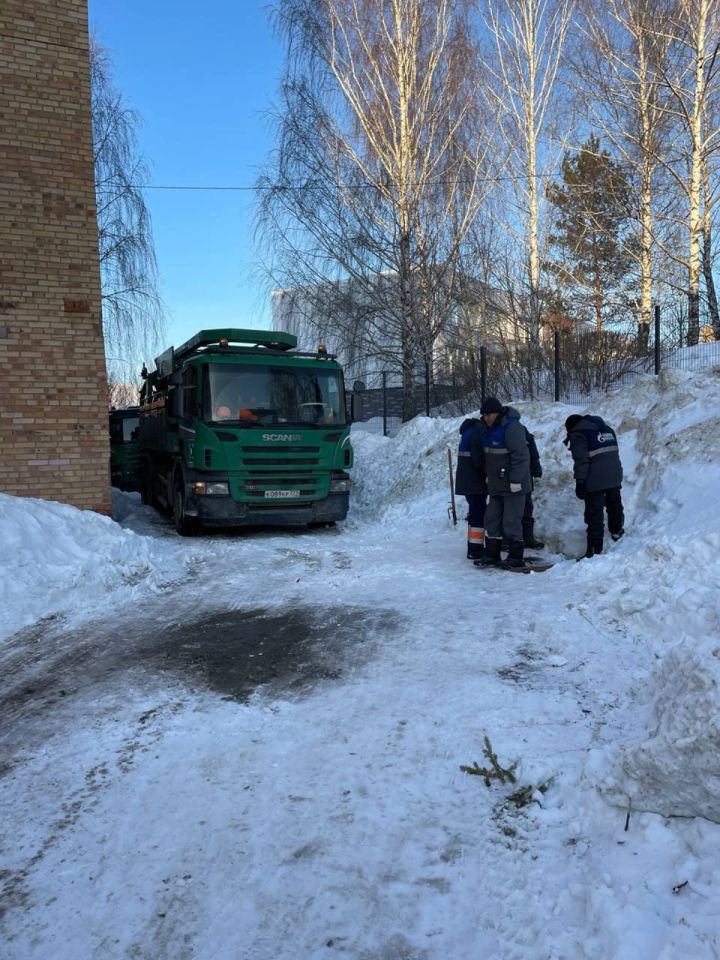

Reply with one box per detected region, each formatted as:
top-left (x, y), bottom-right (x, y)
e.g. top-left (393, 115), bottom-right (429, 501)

top-left (610, 528), bottom-right (624, 542)
top-left (577, 539), bottom-right (603, 561)
top-left (522, 518), bottom-right (545, 550)
top-left (506, 539), bottom-right (528, 569)
top-left (476, 536), bottom-right (502, 567)
top-left (466, 526), bottom-right (485, 560)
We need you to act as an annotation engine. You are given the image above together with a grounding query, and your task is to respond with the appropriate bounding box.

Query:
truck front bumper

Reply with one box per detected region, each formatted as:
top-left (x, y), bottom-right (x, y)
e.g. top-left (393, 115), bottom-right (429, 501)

top-left (184, 490), bottom-right (350, 527)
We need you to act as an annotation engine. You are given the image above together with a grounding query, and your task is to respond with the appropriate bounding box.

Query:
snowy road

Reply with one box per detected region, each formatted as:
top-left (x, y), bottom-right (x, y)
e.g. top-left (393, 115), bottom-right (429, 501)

top-left (0, 512), bottom-right (661, 960)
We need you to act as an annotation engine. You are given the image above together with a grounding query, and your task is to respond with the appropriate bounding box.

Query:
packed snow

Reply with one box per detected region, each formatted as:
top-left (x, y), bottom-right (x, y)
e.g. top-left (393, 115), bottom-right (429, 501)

top-left (2, 365), bottom-right (720, 959)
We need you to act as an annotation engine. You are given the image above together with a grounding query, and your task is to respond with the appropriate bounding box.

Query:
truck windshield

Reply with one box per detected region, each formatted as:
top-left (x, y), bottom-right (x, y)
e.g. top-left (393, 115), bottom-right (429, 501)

top-left (206, 363), bottom-right (347, 427)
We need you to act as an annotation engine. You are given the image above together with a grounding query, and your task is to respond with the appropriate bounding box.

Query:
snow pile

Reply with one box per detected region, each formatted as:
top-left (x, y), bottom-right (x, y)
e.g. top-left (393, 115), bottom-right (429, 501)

top-left (593, 637), bottom-right (720, 823)
top-left (567, 370), bottom-right (720, 649)
top-left (0, 491), bottom-right (194, 641)
top-left (350, 415), bottom-right (457, 523)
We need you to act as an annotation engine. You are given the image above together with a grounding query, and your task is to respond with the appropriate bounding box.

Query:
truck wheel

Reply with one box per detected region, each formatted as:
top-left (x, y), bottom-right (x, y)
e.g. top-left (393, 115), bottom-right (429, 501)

top-left (173, 480), bottom-right (199, 536)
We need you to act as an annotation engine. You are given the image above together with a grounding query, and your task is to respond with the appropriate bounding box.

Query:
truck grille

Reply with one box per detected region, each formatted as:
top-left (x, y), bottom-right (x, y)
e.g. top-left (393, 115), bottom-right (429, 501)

top-left (241, 445), bottom-right (321, 467)
top-left (242, 446), bottom-right (320, 453)
top-left (238, 445), bottom-right (324, 500)
top-left (243, 457), bottom-right (319, 465)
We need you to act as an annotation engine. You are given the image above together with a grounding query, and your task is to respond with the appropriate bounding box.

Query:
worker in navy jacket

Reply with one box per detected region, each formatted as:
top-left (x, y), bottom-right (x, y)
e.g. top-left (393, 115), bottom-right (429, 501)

top-left (476, 397), bottom-right (531, 569)
top-left (522, 427), bottom-right (544, 549)
top-left (455, 417), bottom-right (487, 559)
top-left (564, 413), bottom-right (625, 558)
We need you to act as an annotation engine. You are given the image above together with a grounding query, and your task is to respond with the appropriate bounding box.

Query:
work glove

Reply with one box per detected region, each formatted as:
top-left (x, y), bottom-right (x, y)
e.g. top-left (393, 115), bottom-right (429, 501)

top-left (575, 481), bottom-right (586, 500)
top-left (509, 482), bottom-right (522, 494)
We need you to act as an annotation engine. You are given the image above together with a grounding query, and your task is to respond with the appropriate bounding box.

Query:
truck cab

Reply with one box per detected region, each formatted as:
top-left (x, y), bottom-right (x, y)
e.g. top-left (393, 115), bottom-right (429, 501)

top-left (138, 329), bottom-right (353, 534)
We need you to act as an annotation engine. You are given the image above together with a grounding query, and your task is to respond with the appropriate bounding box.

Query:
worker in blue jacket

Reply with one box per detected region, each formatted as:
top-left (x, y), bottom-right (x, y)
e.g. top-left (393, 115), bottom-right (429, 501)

top-left (476, 397), bottom-right (532, 569)
top-left (455, 417), bottom-right (487, 559)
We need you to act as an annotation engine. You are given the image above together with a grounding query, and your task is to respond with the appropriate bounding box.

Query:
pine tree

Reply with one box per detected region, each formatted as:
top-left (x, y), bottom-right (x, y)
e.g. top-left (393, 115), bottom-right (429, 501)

top-left (546, 135), bottom-right (635, 331)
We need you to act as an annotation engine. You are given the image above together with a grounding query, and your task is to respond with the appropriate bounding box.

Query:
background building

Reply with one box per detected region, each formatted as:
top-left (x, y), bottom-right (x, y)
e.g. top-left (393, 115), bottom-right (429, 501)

top-left (0, 0), bottom-right (111, 513)
top-left (271, 273), bottom-right (512, 386)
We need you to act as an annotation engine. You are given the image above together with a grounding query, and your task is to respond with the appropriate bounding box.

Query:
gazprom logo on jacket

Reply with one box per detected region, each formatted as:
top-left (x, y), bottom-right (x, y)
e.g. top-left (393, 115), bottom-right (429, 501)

top-left (597, 432), bottom-right (615, 443)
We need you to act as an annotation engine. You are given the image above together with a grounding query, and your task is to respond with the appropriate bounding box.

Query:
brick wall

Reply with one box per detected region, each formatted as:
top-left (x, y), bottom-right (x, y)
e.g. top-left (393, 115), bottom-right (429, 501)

top-left (0, 0), bottom-right (111, 514)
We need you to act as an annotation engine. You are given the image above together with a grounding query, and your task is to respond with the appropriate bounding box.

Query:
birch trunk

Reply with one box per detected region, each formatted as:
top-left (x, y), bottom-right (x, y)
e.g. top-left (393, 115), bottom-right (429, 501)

top-left (579, 0), bottom-right (669, 353)
top-left (687, 13), bottom-right (706, 347)
top-left (702, 155), bottom-right (720, 335)
top-left (483, 0), bottom-right (572, 372)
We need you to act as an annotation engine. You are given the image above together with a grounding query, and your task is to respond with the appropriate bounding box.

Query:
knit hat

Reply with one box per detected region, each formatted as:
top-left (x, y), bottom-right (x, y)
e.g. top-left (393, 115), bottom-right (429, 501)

top-left (481, 396), bottom-right (503, 415)
top-left (564, 414), bottom-right (584, 432)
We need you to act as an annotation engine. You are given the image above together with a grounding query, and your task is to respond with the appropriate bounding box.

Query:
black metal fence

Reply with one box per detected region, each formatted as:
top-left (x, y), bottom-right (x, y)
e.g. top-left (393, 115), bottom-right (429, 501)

top-left (349, 306), bottom-right (720, 435)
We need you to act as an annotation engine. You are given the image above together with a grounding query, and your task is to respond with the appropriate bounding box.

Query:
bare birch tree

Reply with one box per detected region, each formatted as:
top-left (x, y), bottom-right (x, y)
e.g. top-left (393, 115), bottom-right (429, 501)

top-left (91, 40), bottom-right (164, 390)
top-left (655, 0), bottom-right (720, 344)
top-left (576, 0), bottom-right (674, 347)
top-left (480, 0), bottom-right (574, 353)
top-left (701, 143), bottom-right (720, 334)
top-left (257, 0), bottom-right (494, 419)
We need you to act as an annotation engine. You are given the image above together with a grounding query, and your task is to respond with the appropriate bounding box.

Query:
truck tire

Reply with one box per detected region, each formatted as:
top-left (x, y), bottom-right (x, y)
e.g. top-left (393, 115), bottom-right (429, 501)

top-left (173, 478), bottom-right (200, 536)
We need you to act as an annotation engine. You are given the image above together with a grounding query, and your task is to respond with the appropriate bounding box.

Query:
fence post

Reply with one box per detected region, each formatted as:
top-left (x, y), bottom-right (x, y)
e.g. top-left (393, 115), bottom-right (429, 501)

top-left (554, 329), bottom-right (561, 402)
top-left (425, 357), bottom-right (430, 417)
top-left (382, 370), bottom-right (388, 437)
top-left (480, 345), bottom-right (487, 403)
top-left (654, 304), bottom-right (661, 375)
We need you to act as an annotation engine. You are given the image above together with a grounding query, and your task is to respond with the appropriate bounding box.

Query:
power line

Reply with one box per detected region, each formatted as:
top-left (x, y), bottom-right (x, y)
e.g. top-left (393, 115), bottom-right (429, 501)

top-left (103, 160), bottom-right (665, 196)
top-left (107, 170), bottom-right (588, 193)
top-left (130, 184), bottom-right (258, 191)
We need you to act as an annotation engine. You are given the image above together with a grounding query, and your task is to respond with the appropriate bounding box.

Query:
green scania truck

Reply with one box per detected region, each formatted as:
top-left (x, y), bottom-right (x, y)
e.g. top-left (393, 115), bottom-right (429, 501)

top-left (138, 328), bottom-right (353, 534)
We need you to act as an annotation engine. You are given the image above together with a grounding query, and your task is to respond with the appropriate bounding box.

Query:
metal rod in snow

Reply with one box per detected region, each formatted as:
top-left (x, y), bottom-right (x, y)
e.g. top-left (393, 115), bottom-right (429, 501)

top-left (382, 371), bottom-right (387, 437)
top-left (480, 346), bottom-right (487, 403)
top-left (554, 330), bottom-right (561, 402)
top-left (447, 448), bottom-right (457, 526)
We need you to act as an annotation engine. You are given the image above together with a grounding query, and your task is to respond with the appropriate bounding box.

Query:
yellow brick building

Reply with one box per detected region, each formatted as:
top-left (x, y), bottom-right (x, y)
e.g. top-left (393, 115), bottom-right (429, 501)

top-left (0, 0), bottom-right (111, 513)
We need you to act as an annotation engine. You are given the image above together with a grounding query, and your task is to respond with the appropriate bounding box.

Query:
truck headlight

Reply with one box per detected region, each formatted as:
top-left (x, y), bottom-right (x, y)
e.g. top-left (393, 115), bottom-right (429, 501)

top-left (330, 475), bottom-right (351, 493)
top-left (206, 482), bottom-right (229, 495)
top-left (193, 481), bottom-right (229, 495)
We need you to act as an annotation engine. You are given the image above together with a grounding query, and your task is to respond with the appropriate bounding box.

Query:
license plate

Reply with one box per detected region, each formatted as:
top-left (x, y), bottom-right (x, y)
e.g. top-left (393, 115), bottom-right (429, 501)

top-left (264, 489), bottom-right (301, 499)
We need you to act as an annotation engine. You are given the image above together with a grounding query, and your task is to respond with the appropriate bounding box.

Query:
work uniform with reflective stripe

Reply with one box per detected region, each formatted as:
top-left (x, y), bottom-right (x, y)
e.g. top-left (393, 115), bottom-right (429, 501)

top-left (480, 407), bottom-right (531, 496)
top-left (455, 417), bottom-right (487, 558)
top-left (568, 416), bottom-right (623, 492)
top-left (480, 406), bottom-right (531, 546)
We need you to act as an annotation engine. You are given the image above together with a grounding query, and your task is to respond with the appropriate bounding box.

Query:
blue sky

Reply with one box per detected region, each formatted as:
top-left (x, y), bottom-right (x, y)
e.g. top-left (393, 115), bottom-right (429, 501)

top-left (88, 1), bottom-right (284, 353)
